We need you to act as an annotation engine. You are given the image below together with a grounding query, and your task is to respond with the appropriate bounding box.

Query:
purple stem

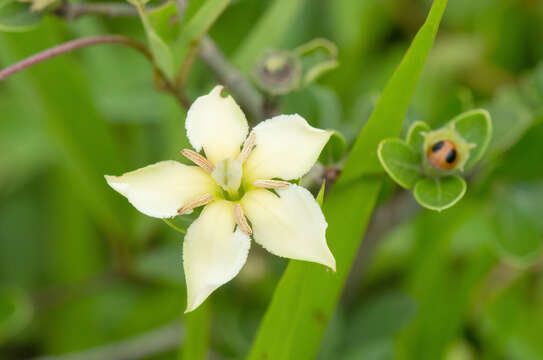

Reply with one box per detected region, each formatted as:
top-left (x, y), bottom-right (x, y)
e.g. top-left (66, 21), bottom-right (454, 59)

top-left (0, 35), bottom-right (152, 81)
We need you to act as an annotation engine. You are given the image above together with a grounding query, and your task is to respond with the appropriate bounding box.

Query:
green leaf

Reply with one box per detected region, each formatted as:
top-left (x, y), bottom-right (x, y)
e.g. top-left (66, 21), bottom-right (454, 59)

top-left (148, 0), bottom-right (181, 42)
top-left (318, 131), bottom-right (347, 165)
top-left (148, 31), bottom-right (176, 80)
top-left (451, 109), bottom-right (492, 168)
top-left (0, 289), bottom-right (33, 345)
top-left (233, 0), bottom-right (307, 73)
top-left (346, 292), bottom-right (417, 346)
top-left (378, 138), bottom-right (422, 189)
top-left (406, 120), bottom-right (431, 153)
top-left (172, 0), bottom-right (231, 67)
top-left (413, 175), bottom-right (466, 211)
top-left (0, 0), bottom-right (41, 32)
top-left (246, 1), bottom-right (448, 359)
top-left (181, 304), bottom-right (210, 360)
top-left (491, 185), bottom-right (543, 264)
top-left (132, 0), bottom-right (176, 80)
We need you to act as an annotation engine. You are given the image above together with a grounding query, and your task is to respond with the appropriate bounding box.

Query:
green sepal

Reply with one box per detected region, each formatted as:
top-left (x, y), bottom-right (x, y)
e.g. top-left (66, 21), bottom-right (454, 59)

top-left (406, 120), bottom-right (431, 153)
top-left (0, 0), bottom-right (42, 32)
top-left (413, 175), bottom-right (466, 212)
top-left (316, 180), bottom-right (326, 208)
top-left (318, 130), bottom-right (347, 165)
top-left (377, 138), bottom-right (423, 189)
top-left (450, 109), bottom-right (492, 169)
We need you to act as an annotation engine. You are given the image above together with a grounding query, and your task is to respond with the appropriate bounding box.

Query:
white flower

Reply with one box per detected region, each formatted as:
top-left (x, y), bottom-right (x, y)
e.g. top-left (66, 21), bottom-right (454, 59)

top-left (105, 85), bottom-right (336, 312)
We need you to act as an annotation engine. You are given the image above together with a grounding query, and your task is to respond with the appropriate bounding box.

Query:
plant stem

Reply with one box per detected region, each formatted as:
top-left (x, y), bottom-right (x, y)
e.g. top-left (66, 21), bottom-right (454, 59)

top-left (180, 303), bottom-right (210, 360)
top-left (54, 2), bottom-right (138, 19)
top-left (49, 2), bottom-right (266, 119)
top-left (0, 35), bottom-right (190, 108)
top-left (162, 219), bottom-right (187, 234)
top-left (0, 35), bottom-right (150, 81)
top-left (199, 36), bottom-right (265, 123)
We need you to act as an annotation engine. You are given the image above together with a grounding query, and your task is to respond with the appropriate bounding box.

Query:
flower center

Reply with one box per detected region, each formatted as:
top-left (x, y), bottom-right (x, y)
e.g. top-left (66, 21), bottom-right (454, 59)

top-left (179, 130), bottom-right (291, 206)
top-left (211, 158), bottom-right (243, 200)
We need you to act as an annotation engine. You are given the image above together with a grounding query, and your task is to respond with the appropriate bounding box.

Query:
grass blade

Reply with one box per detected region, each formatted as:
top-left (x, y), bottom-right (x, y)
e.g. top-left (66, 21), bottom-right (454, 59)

top-left (246, 1), bottom-right (448, 359)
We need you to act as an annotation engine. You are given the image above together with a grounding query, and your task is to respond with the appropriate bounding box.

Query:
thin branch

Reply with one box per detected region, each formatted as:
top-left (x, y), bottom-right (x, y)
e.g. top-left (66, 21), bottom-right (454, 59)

top-left (199, 36), bottom-right (265, 123)
top-left (0, 35), bottom-right (151, 81)
top-left (41, 2), bottom-right (266, 118)
top-left (54, 2), bottom-right (138, 20)
top-left (0, 34), bottom-right (189, 108)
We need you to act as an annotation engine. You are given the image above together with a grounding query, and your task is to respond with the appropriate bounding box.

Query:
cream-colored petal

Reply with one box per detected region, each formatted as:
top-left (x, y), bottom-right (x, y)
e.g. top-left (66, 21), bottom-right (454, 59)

top-left (241, 185), bottom-right (335, 270)
top-left (243, 114), bottom-right (332, 182)
top-left (105, 161), bottom-right (216, 218)
top-left (185, 85), bottom-right (249, 164)
top-left (183, 200), bottom-right (251, 312)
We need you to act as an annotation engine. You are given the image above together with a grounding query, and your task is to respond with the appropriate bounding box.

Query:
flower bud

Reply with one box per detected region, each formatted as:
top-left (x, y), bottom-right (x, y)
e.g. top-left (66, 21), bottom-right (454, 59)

top-left (253, 50), bottom-right (302, 95)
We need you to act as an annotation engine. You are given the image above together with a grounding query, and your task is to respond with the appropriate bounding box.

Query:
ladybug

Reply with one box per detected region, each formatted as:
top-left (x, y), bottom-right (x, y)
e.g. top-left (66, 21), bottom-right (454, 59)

top-left (427, 140), bottom-right (458, 170)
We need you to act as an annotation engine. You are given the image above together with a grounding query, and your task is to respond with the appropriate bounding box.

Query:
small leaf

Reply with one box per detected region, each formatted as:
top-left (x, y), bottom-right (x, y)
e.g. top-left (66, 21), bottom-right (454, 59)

top-left (451, 109), bottom-right (492, 169)
top-left (148, 0), bottom-right (181, 42)
top-left (132, 0), bottom-right (176, 80)
top-left (377, 138), bottom-right (422, 189)
top-left (319, 131), bottom-right (347, 165)
top-left (406, 120), bottom-right (431, 153)
top-left (0, 0), bottom-right (42, 32)
top-left (316, 180), bottom-right (326, 208)
top-left (413, 175), bottom-right (466, 211)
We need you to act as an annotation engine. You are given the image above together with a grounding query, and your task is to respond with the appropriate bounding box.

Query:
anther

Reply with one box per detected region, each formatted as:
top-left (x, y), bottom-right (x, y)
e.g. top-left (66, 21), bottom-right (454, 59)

top-left (238, 132), bottom-right (256, 164)
top-left (233, 204), bottom-right (252, 236)
top-left (253, 179), bottom-right (291, 190)
top-left (181, 149), bottom-right (215, 173)
top-left (177, 194), bottom-right (213, 215)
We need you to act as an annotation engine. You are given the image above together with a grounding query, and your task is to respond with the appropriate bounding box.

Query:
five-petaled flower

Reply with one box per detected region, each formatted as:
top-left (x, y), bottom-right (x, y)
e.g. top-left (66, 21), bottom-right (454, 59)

top-left (105, 85), bottom-right (336, 312)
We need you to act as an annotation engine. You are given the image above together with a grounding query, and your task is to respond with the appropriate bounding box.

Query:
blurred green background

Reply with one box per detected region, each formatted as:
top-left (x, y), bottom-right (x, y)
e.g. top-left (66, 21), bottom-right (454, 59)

top-left (1, 0), bottom-right (543, 359)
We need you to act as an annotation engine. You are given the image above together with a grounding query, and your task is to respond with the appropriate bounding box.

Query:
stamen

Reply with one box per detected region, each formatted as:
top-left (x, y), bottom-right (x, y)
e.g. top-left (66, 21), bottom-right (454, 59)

top-left (181, 149), bottom-right (215, 173)
top-left (233, 204), bottom-right (252, 236)
top-left (253, 179), bottom-right (291, 190)
top-left (238, 132), bottom-right (256, 164)
top-left (177, 194), bottom-right (213, 215)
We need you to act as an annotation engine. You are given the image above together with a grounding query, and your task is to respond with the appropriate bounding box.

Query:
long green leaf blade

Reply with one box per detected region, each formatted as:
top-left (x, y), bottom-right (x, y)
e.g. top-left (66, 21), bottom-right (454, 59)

top-left (233, 0), bottom-right (307, 73)
top-left (246, 1), bottom-right (448, 359)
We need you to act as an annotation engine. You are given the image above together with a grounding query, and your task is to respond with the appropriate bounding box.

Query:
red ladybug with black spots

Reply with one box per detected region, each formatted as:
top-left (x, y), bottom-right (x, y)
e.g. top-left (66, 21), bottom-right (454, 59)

top-left (427, 140), bottom-right (458, 170)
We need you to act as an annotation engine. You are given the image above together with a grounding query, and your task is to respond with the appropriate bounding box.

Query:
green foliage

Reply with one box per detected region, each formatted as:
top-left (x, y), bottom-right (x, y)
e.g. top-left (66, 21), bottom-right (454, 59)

top-left (490, 184), bottom-right (543, 264)
top-left (0, 0), bottom-right (41, 32)
top-left (318, 131), bottom-right (347, 165)
top-left (0, 289), bottom-right (32, 344)
top-left (451, 109), bottom-right (492, 169)
top-left (378, 109), bottom-right (491, 211)
top-left (247, 1), bottom-right (448, 359)
top-left (233, 0), bottom-right (307, 72)
top-left (315, 180), bottom-right (326, 208)
top-left (413, 176), bottom-right (467, 212)
top-left (131, 0), bottom-right (176, 79)
top-left (181, 304), bottom-right (210, 360)
top-left (172, 0), bottom-right (231, 66)
top-left (1, 0), bottom-right (543, 359)
top-left (378, 139), bottom-right (422, 189)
